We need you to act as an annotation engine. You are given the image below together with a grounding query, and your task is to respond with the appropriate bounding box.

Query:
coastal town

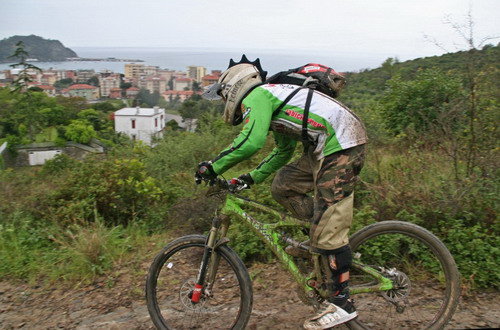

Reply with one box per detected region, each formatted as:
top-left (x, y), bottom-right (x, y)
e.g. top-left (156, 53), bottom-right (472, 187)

top-left (0, 63), bottom-right (222, 103)
top-left (0, 62), bottom-right (225, 166)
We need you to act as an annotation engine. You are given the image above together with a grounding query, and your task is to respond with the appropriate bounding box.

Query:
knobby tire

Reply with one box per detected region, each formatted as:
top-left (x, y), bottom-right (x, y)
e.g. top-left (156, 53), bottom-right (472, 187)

top-left (346, 221), bottom-right (460, 330)
top-left (145, 235), bottom-right (253, 329)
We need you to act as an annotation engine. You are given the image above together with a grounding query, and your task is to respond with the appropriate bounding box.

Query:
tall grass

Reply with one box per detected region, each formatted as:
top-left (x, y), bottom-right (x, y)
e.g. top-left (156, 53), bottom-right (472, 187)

top-left (0, 211), bottom-right (156, 285)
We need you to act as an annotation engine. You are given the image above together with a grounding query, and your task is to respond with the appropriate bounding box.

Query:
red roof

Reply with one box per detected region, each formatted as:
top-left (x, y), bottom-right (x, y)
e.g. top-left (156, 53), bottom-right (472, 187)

top-left (202, 75), bottom-right (219, 81)
top-left (176, 78), bottom-right (193, 82)
top-left (126, 87), bottom-right (139, 91)
top-left (164, 90), bottom-right (194, 95)
top-left (68, 84), bottom-right (98, 90)
top-left (37, 85), bottom-right (55, 90)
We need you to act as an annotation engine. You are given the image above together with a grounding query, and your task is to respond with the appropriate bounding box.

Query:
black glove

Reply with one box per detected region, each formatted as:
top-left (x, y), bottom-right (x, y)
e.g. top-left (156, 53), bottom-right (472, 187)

top-left (195, 161), bottom-right (217, 184)
top-left (238, 173), bottom-right (254, 186)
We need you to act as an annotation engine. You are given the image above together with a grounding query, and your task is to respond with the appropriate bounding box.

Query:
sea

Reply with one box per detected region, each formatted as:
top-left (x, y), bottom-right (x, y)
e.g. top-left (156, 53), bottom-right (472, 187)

top-left (0, 47), bottom-right (389, 74)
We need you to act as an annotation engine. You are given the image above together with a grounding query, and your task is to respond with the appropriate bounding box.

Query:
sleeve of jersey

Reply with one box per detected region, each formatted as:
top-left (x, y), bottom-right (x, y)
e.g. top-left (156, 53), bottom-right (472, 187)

top-left (211, 88), bottom-right (272, 176)
top-left (249, 132), bottom-right (296, 184)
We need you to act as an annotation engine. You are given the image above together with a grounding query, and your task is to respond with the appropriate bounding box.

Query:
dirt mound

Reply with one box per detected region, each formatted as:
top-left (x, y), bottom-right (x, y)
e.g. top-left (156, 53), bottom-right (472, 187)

top-left (0, 261), bottom-right (498, 329)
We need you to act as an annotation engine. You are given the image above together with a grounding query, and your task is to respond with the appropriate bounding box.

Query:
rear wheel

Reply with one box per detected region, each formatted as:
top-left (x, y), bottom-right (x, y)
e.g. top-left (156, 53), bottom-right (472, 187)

top-left (347, 221), bottom-right (460, 330)
top-left (146, 235), bottom-right (253, 329)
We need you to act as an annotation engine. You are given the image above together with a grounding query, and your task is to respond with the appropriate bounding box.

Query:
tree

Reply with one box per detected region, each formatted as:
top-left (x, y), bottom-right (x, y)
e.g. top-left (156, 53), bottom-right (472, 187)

top-left (179, 99), bottom-right (201, 131)
top-left (191, 81), bottom-right (202, 92)
top-left (137, 89), bottom-right (160, 107)
top-left (54, 78), bottom-right (74, 89)
top-left (8, 41), bottom-right (42, 93)
top-left (65, 119), bottom-right (97, 144)
top-left (87, 76), bottom-right (99, 87)
top-left (425, 10), bottom-right (500, 176)
top-left (78, 109), bottom-right (104, 130)
top-left (166, 119), bottom-right (181, 131)
top-left (381, 69), bottom-right (464, 137)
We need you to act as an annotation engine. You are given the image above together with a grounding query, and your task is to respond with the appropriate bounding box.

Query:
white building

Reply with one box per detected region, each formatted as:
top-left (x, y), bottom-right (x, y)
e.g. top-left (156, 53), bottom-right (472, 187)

top-left (114, 107), bottom-right (165, 145)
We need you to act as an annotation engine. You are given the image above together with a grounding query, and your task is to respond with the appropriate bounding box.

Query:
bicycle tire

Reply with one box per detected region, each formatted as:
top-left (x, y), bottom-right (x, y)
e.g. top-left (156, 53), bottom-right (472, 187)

top-left (145, 235), bottom-right (253, 329)
top-left (346, 221), bottom-right (460, 330)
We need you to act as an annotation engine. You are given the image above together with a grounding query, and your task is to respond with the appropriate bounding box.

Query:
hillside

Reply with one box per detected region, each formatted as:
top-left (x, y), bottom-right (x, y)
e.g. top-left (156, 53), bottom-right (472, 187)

top-left (341, 42), bottom-right (500, 98)
top-left (0, 35), bottom-right (77, 63)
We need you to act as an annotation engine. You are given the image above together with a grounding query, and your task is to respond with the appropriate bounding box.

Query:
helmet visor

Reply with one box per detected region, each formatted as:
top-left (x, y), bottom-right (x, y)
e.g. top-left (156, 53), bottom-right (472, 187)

top-left (202, 83), bottom-right (224, 100)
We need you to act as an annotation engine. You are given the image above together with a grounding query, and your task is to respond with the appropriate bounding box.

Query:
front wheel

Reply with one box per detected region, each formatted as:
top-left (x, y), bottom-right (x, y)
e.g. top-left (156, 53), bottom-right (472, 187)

top-left (145, 235), bottom-right (253, 329)
top-left (348, 221), bottom-right (461, 330)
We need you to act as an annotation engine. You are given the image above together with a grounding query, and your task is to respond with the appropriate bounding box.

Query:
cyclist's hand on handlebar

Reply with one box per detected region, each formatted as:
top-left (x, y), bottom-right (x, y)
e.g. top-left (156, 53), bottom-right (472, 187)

top-left (237, 173), bottom-right (254, 186)
top-left (195, 161), bottom-right (217, 184)
top-left (227, 174), bottom-right (253, 193)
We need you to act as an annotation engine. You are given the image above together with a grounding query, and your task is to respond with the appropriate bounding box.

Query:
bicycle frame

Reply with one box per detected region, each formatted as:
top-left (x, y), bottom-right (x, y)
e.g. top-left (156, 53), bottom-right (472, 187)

top-left (210, 192), bottom-right (394, 300)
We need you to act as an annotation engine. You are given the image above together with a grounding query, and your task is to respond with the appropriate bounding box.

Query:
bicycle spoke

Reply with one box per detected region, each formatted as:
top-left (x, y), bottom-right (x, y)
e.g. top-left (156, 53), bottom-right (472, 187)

top-left (147, 236), bottom-right (251, 329)
top-left (350, 226), bottom-right (459, 330)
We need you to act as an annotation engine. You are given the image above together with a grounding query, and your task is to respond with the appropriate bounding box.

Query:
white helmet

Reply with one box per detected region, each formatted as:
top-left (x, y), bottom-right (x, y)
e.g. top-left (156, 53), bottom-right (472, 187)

top-left (203, 55), bottom-right (266, 125)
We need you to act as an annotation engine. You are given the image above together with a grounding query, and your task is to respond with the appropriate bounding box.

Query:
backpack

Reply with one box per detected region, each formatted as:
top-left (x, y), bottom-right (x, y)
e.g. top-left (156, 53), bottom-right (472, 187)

top-left (265, 63), bottom-right (346, 99)
top-left (266, 64), bottom-right (346, 146)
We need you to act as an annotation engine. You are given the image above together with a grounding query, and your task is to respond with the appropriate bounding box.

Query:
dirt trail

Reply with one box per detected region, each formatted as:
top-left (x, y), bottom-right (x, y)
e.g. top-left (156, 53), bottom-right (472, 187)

top-left (1, 261), bottom-right (499, 329)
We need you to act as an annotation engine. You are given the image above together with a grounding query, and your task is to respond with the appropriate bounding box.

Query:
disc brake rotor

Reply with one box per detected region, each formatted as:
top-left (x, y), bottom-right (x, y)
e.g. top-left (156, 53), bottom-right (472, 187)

top-left (180, 279), bottom-right (207, 311)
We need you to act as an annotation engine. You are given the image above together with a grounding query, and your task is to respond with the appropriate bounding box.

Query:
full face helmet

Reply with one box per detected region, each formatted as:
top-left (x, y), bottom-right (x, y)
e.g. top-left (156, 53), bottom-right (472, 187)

top-left (203, 55), bottom-right (267, 125)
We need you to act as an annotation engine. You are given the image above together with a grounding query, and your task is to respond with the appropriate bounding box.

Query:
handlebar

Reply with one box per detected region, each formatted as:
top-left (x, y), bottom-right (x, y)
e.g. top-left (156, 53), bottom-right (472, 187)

top-left (195, 174), bottom-right (249, 194)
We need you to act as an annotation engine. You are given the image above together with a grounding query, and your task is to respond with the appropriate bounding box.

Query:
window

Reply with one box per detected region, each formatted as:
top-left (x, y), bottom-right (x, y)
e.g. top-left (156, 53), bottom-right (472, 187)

top-left (155, 118), bottom-right (158, 127)
top-left (131, 119), bottom-right (136, 129)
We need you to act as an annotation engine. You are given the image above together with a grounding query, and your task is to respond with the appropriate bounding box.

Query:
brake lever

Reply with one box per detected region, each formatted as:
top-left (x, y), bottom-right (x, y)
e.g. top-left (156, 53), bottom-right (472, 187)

top-left (228, 179), bottom-right (248, 193)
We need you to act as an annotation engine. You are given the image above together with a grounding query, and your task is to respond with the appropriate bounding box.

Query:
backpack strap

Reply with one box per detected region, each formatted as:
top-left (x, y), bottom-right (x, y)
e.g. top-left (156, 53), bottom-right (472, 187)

top-left (272, 86), bottom-right (304, 117)
top-left (302, 88), bottom-right (314, 148)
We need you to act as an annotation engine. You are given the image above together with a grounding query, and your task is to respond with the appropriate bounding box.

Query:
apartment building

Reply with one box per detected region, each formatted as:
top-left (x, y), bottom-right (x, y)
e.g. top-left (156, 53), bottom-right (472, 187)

top-left (138, 76), bottom-right (167, 94)
top-left (201, 74), bottom-right (220, 87)
top-left (63, 84), bottom-right (99, 101)
top-left (144, 65), bottom-right (160, 76)
top-left (173, 77), bottom-right (193, 91)
top-left (124, 63), bottom-right (145, 80)
top-left (99, 74), bottom-right (121, 97)
top-left (187, 66), bottom-right (207, 83)
top-left (163, 90), bottom-right (196, 103)
top-left (40, 72), bottom-right (58, 86)
top-left (75, 70), bottom-right (96, 83)
top-left (56, 70), bottom-right (76, 81)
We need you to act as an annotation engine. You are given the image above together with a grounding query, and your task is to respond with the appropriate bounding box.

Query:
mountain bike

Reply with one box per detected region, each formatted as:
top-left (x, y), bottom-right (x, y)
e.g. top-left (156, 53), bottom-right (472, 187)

top-left (145, 178), bottom-right (460, 329)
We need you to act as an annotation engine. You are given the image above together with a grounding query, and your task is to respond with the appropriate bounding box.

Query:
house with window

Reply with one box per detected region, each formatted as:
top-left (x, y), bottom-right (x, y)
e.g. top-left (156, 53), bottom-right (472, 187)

top-left (173, 77), bottom-right (193, 91)
top-left (126, 87), bottom-right (140, 99)
top-left (37, 85), bottom-right (56, 97)
top-left (114, 106), bottom-right (165, 146)
top-left (62, 84), bottom-right (100, 101)
top-left (202, 74), bottom-right (220, 87)
top-left (163, 90), bottom-right (199, 103)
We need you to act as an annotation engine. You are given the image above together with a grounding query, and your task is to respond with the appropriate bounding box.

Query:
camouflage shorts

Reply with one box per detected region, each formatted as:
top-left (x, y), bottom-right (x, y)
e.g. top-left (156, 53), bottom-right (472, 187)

top-left (271, 145), bottom-right (366, 251)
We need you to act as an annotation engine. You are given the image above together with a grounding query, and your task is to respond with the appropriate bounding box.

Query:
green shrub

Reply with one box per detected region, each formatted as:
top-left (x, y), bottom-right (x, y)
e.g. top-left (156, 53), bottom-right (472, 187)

top-left (435, 219), bottom-right (500, 289)
top-left (48, 157), bottom-right (163, 226)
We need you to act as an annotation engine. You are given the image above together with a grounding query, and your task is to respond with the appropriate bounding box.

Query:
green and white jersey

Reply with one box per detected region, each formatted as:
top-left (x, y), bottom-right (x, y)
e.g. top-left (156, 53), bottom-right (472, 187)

top-left (211, 84), bottom-right (368, 184)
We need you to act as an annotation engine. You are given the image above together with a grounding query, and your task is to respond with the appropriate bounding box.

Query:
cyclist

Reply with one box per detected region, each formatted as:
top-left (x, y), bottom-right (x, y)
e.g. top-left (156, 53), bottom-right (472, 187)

top-left (197, 55), bottom-right (367, 329)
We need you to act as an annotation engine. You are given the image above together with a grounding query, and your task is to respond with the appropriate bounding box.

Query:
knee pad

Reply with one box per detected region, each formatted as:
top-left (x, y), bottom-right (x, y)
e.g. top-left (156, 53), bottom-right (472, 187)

top-left (327, 245), bottom-right (352, 275)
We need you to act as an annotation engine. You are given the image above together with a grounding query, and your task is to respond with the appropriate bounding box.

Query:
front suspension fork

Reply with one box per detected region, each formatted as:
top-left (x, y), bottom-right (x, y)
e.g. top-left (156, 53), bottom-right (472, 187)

top-left (191, 215), bottom-right (230, 303)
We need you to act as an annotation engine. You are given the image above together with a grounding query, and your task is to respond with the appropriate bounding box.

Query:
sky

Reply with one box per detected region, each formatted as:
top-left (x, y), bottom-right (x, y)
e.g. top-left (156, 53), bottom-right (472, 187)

top-left (0, 0), bottom-right (499, 67)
